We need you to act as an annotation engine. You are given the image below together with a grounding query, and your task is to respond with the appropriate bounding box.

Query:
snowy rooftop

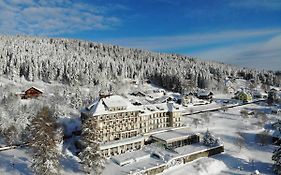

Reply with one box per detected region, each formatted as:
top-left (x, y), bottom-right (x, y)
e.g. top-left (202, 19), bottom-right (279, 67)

top-left (86, 95), bottom-right (137, 116)
top-left (85, 95), bottom-right (184, 117)
top-left (100, 136), bottom-right (144, 150)
top-left (197, 89), bottom-right (212, 97)
top-left (174, 143), bottom-right (219, 155)
top-left (104, 142), bottom-right (221, 175)
top-left (151, 128), bottom-right (197, 143)
top-left (139, 102), bottom-right (183, 116)
top-left (103, 95), bottom-right (128, 108)
top-left (111, 149), bottom-right (150, 166)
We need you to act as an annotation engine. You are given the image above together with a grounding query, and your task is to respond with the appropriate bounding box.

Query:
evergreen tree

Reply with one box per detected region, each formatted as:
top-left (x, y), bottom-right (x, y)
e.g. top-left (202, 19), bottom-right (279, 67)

top-left (203, 130), bottom-right (220, 146)
top-left (79, 119), bottom-right (105, 175)
top-left (30, 106), bottom-right (62, 175)
top-left (0, 35), bottom-right (279, 92)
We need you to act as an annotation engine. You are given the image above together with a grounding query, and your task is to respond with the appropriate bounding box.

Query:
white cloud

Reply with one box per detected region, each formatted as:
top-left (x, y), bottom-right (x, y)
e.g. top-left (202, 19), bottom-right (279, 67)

top-left (102, 28), bottom-right (281, 50)
top-left (0, 0), bottom-right (121, 35)
top-left (194, 34), bottom-right (281, 71)
top-left (101, 28), bottom-right (281, 70)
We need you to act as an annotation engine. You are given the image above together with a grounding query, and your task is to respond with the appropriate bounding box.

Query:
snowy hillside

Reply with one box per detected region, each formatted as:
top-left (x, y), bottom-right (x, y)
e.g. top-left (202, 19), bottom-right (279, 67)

top-left (0, 35), bottom-right (280, 175)
top-left (0, 35), bottom-right (280, 93)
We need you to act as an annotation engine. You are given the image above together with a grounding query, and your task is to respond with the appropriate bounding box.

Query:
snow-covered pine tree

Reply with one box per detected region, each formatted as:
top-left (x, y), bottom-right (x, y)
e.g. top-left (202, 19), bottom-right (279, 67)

top-left (272, 142), bottom-right (281, 175)
top-left (0, 35), bottom-right (280, 92)
top-left (203, 130), bottom-right (220, 146)
top-left (30, 106), bottom-right (61, 175)
top-left (0, 93), bottom-right (39, 145)
top-left (79, 119), bottom-right (105, 175)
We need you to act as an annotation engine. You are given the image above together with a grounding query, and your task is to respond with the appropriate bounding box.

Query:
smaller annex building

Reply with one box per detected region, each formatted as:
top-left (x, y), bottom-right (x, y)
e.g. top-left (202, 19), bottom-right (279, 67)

top-left (150, 129), bottom-right (200, 149)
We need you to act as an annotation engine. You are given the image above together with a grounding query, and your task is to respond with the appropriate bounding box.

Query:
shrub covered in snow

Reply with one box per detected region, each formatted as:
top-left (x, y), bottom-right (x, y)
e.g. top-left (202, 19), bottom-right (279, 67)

top-left (0, 93), bottom-right (40, 145)
top-left (203, 130), bottom-right (221, 147)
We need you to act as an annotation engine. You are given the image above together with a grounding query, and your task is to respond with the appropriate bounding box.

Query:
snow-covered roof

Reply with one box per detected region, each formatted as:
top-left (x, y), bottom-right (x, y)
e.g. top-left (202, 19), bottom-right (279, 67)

top-left (151, 128), bottom-right (197, 143)
top-left (103, 95), bottom-right (128, 108)
top-left (197, 89), bottom-right (212, 97)
top-left (139, 102), bottom-right (183, 116)
top-left (104, 142), bottom-right (222, 175)
top-left (100, 136), bottom-right (144, 150)
top-left (152, 95), bottom-right (175, 104)
top-left (86, 95), bottom-right (137, 116)
top-left (25, 86), bottom-right (44, 93)
top-left (85, 95), bottom-right (184, 117)
top-left (111, 149), bottom-right (150, 166)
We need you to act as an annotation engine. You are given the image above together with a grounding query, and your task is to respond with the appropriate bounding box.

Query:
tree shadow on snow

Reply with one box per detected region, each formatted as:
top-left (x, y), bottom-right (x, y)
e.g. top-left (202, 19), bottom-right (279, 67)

top-left (0, 152), bottom-right (33, 175)
top-left (213, 153), bottom-right (274, 175)
top-left (239, 132), bottom-right (275, 153)
top-left (60, 156), bottom-right (82, 173)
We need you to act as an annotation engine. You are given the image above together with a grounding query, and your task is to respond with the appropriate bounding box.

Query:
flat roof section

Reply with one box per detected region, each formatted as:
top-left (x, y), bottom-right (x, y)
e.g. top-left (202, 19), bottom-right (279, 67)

top-left (111, 149), bottom-right (150, 166)
top-left (100, 136), bottom-right (144, 150)
top-left (151, 128), bottom-right (197, 144)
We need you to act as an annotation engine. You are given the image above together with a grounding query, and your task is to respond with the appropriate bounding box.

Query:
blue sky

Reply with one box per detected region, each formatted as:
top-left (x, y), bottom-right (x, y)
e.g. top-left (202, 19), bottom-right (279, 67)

top-left (0, 0), bottom-right (280, 70)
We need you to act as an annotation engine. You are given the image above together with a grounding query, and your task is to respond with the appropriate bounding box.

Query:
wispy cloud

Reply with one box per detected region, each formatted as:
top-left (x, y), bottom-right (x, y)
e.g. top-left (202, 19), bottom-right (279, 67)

top-left (102, 28), bottom-right (281, 50)
top-left (0, 0), bottom-right (122, 35)
top-left (194, 34), bottom-right (281, 70)
top-left (101, 28), bottom-right (281, 70)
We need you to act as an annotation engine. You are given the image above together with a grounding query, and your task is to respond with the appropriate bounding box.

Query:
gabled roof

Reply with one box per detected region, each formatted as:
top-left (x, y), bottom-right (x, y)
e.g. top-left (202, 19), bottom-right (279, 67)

top-left (197, 89), bottom-right (212, 97)
top-left (86, 95), bottom-right (136, 116)
top-left (25, 86), bottom-right (43, 93)
top-left (103, 95), bottom-right (128, 108)
top-left (85, 95), bottom-right (184, 117)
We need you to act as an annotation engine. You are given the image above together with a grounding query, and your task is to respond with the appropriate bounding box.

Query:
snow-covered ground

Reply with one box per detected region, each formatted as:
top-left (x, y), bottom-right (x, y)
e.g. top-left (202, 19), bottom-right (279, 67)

top-left (1, 103), bottom-right (278, 175)
top-left (180, 104), bottom-right (278, 175)
top-left (161, 157), bottom-right (227, 175)
top-left (0, 77), bottom-right (280, 175)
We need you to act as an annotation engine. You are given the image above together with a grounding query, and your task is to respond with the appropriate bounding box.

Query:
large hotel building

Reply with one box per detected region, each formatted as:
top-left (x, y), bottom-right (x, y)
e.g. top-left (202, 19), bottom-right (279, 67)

top-left (81, 94), bottom-right (183, 157)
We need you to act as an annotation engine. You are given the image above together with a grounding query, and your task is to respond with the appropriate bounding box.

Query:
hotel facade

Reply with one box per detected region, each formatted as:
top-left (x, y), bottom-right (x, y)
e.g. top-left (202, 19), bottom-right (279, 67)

top-left (81, 94), bottom-right (183, 157)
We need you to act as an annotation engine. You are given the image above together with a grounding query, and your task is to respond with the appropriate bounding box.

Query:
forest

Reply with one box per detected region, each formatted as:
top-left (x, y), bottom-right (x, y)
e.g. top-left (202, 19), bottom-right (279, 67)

top-left (0, 35), bottom-right (280, 93)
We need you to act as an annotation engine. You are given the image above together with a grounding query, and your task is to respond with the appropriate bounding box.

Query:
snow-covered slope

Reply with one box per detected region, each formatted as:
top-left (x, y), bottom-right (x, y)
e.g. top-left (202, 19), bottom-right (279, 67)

top-left (0, 35), bottom-right (280, 92)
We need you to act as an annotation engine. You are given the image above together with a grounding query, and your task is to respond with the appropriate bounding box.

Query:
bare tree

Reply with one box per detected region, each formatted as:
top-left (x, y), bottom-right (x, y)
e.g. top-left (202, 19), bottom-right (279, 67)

top-left (201, 112), bottom-right (210, 125)
top-left (221, 104), bottom-right (228, 113)
top-left (235, 132), bottom-right (245, 152)
top-left (189, 108), bottom-right (194, 115)
top-left (191, 118), bottom-right (200, 128)
top-left (240, 109), bottom-right (249, 119)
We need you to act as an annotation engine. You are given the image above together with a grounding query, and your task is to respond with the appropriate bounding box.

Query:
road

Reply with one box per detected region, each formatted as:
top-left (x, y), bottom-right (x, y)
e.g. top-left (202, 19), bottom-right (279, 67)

top-left (182, 99), bottom-right (265, 116)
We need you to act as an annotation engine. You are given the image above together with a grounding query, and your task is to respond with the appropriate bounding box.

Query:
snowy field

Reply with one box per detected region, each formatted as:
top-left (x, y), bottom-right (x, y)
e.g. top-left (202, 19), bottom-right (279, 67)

top-left (0, 77), bottom-right (280, 175)
top-left (1, 104), bottom-right (279, 175)
top-left (179, 104), bottom-right (278, 175)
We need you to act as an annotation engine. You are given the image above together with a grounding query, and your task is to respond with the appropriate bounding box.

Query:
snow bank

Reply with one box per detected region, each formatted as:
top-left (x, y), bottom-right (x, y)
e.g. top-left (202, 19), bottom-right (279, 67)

top-left (161, 157), bottom-right (227, 175)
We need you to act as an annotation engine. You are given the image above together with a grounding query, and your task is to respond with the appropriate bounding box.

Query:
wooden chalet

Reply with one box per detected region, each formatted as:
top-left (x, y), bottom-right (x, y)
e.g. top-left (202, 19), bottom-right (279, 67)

top-left (21, 87), bottom-right (43, 99)
top-left (197, 89), bottom-right (213, 100)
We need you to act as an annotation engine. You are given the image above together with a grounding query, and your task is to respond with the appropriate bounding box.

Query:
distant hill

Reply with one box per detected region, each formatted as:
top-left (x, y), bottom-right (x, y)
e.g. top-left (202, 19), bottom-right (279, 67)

top-left (0, 35), bottom-right (280, 92)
